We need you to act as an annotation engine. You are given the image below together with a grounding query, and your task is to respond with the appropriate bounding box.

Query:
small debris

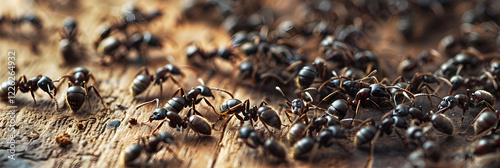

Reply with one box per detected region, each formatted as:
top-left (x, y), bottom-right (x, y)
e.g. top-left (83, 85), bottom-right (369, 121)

top-left (77, 123), bottom-right (84, 130)
top-left (107, 120), bottom-right (121, 127)
top-left (55, 133), bottom-right (72, 147)
top-left (128, 118), bottom-right (138, 125)
top-left (115, 104), bottom-right (128, 110)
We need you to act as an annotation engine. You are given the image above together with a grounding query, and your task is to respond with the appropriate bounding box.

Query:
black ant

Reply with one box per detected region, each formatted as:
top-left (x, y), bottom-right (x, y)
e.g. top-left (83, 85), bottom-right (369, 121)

top-left (397, 49), bottom-right (440, 75)
top-left (459, 106), bottom-right (498, 141)
top-left (123, 131), bottom-right (182, 166)
top-left (290, 119), bottom-right (347, 160)
top-left (0, 75), bottom-right (58, 110)
top-left (275, 86), bottom-right (316, 123)
top-left (318, 73), bottom-right (418, 125)
top-left (437, 89), bottom-right (495, 127)
top-left (135, 97), bottom-right (215, 136)
top-left (218, 98), bottom-right (283, 138)
top-left (53, 67), bottom-right (105, 112)
top-left (448, 65), bottom-right (498, 95)
top-left (462, 134), bottom-right (500, 167)
top-left (129, 64), bottom-right (185, 100)
top-left (185, 42), bottom-right (238, 64)
top-left (60, 17), bottom-right (84, 64)
top-left (237, 126), bottom-right (287, 160)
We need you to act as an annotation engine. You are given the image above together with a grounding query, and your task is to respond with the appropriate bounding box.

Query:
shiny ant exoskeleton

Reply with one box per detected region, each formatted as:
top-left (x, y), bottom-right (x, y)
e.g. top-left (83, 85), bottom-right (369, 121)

top-left (123, 131), bottom-right (182, 166)
top-left (54, 67), bottom-right (105, 112)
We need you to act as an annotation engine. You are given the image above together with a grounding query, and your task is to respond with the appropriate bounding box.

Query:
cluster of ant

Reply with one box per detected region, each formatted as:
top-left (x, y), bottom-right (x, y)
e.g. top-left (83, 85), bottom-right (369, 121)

top-left (2, 0), bottom-right (500, 167)
top-left (166, 0), bottom-right (500, 167)
top-left (0, 13), bottom-right (44, 53)
top-left (93, 3), bottom-right (166, 65)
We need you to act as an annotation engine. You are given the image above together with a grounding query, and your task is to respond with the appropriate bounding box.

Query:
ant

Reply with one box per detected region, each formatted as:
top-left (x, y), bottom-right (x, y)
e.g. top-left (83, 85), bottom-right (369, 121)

top-left (275, 86), bottom-right (316, 123)
top-left (1, 75), bottom-right (58, 111)
top-left (437, 89), bottom-right (495, 127)
top-left (462, 134), bottom-right (500, 167)
top-left (448, 65), bottom-right (498, 95)
top-left (459, 106), bottom-right (498, 141)
top-left (318, 73), bottom-right (418, 125)
top-left (237, 126), bottom-right (287, 160)
top-left (288, 117), bottom-right (347, 160)
top-left (59, 17), bottom-right (84, 64)
top-left (123, 131), bottom-right (182, 166)
top-left (185, 42), bottom-right (238, 64)
top-left (218, 97), bottom-right (286, 140)
top-left (129, 64), bottom-right (185, 100)
top-left (53, 67), bottom-right (105, 112)
top-left (135, 97), bottom-right (215, 136)
top-left (397, 49), bottom-right (440, 75)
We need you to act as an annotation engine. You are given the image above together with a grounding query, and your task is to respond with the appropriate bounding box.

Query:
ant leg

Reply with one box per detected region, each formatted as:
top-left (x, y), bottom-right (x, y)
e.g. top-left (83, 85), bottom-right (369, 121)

top-left (259, 73), bottom-right (288, 85)
top-left (275, 86), bottom-right (292, 106)
top-left (200, 97), bottom-right (219, 116)
top-left (351, 101), bottom-right (362, 127)
top-left (167, 75), bottom-right (182, 88)
top-left (210, 87), bottom-right (234, 99)
top-left (128, 66), bottom-right (149, 88)
top-left (460, 107), bottom-right (491, 134)
top-left (284, 110), bottom-right (293, 123)
top-left (466, 127), bottom-right (495, 141)
top-left (316, 90), bottom-right (344, 107)
top-left (317, 76), bottom-right (352, 94)
top-left (54, 75), bottom-right (74, 95)
top-left (29, 89), bottom-right (37, 109)
top-left (365, 130), bottom-right (381, 168)
top-left (260, 119), bottom-right (276, 139)
top-left (150, 121), bottom-right (165, 136)
top-left (219, 115), bottom-right (234, 135)
top-left (88, 85), bottom-right (106, 109)
top-left (483, 70), bottom-right (498, 89)
top-left (165, 145), bottom-right (184, 163)
top-left (169, 87), bottom-right (184, 100)
top-left (232, 71), bottom-right (250, 93)
top-left (390, 76), bottom-right (404, 86)
top-left (133, 98), bottom-right (160, 114)
top-left (46, 84), bottom-right (59, 111)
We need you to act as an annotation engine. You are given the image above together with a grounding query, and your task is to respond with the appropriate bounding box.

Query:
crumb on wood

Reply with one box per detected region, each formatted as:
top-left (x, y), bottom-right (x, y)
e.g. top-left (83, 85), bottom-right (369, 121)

top-left (128, 118), bottom-right (137, 125)
top-left (77, 123), bottom-right (84, 129)
top-left (55, 133), bottom-right (72, 147)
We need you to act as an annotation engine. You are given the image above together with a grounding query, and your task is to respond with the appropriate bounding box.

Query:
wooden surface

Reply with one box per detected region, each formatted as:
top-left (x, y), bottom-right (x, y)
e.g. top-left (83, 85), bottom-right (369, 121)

top-left (1, 0), bottom-right (499, 168)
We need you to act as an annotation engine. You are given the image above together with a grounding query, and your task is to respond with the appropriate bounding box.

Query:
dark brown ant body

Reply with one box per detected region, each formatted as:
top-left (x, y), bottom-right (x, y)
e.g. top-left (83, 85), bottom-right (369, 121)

top-left (238, 126), bottom-right (287, 160)
top-left (54, 67), bottom-right (105, 112)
